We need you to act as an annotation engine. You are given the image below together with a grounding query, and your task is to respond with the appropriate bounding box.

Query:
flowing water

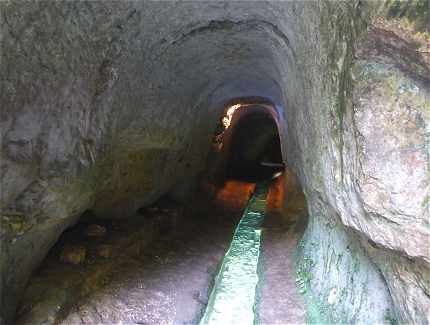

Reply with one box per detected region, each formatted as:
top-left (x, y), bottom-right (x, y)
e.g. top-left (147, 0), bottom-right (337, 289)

top-left (200, 182), bottom-right (269, 325)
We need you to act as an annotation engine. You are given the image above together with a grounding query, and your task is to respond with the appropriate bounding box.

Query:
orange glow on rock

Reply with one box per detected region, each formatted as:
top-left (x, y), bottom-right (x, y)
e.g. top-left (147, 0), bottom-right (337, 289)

top-left (266, 174), bottom-right (285, 213)
top-left (215, 180), bottom-right (256, 211)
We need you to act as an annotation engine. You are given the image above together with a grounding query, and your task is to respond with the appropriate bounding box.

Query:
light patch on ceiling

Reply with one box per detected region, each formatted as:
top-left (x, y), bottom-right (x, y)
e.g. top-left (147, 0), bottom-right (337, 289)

top-left (222, 104), bottom-right (242, 129)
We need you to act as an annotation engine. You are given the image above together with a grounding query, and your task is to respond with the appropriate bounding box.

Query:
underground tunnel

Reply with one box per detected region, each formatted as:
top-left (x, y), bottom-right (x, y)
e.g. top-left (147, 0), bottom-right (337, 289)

top-left (207, 99), bottom-right (285, 184)
top-left (1, 1), bottom-right (429, 324)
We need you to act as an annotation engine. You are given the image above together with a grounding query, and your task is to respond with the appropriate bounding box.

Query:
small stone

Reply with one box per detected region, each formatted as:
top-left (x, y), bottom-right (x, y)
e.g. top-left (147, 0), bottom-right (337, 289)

top-left (60, 245), bottom-right (86, 265)
top-left (84, 224), bottom-right (107, 237)
top-left (96, 244), bottom-right (112, 258)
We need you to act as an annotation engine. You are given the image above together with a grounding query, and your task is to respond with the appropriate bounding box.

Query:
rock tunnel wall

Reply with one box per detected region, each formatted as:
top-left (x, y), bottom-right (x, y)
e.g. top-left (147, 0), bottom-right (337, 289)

top-left (1, 1), bottom-right (429, 324)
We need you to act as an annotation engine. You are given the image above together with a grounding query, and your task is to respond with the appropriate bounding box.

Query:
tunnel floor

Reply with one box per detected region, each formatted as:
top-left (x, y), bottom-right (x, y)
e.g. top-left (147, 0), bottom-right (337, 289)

top-left (257, 181), bottom-right (308, 324)
top-left (16, 179), bottom-right (307, 325)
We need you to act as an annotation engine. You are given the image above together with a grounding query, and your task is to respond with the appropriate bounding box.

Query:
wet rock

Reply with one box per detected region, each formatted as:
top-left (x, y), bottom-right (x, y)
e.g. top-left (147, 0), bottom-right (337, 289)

top-left (84, 224), bottom-right (107, 238)
top-left (60, 245), bottom-right (86, 265)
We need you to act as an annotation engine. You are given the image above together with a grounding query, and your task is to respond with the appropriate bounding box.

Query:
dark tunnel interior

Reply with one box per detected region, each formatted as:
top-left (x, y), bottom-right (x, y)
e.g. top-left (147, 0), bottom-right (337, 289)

top-left (225, 111), bottom-right (284, 182)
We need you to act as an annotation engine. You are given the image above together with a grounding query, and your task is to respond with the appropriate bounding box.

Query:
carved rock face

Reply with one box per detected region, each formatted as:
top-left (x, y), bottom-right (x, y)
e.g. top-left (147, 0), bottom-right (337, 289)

top-left (1, 1), bottom-right (428, 324)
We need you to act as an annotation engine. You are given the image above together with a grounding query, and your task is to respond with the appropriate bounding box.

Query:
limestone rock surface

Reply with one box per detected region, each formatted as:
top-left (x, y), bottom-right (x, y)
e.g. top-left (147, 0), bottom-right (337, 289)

top-left (1, 1), bottom-right (428, 324)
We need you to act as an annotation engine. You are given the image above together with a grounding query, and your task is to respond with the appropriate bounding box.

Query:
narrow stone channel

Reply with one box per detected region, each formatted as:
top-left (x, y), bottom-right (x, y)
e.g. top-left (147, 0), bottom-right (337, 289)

top-left (200, 182), bottom-right (269, 325)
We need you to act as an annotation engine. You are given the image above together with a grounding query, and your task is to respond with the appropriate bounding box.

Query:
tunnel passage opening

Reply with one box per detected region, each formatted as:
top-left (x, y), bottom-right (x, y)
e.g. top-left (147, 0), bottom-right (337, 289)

top-left (199, 97), bottom-right (290, 215)
top-left (206, 98), bottom-right (284, 187)
top-left (225, 111), bottom-right (283, 182)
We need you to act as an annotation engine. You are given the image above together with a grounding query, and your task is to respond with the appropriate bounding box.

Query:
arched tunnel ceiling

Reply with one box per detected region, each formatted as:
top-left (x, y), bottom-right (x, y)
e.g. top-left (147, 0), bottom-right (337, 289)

top-left (119, 16), bottom-right (294, 123)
